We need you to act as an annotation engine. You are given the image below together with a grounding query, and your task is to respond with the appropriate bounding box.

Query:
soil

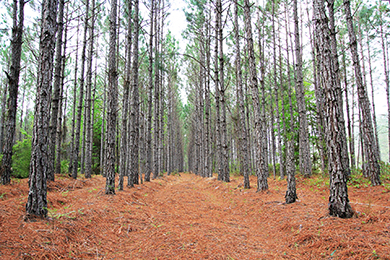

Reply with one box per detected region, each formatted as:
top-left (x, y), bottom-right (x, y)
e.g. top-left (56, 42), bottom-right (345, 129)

top-left (0, 172), bottom-right (389, 259)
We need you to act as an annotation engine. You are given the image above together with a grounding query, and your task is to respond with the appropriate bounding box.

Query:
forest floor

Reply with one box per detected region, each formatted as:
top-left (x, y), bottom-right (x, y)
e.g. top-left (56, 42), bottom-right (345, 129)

top-left (1, 172), bottom-right (390, 259)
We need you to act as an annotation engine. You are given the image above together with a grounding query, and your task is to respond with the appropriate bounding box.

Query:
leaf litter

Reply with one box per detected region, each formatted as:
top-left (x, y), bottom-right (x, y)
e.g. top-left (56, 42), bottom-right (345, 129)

top-left (0, 173), bottom-right (389, 259)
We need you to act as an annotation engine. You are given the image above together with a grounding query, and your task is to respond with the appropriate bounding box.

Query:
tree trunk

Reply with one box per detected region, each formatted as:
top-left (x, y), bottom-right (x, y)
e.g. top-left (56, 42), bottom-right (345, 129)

top-left (153, 0), bottom-right (160, 179)
top-left (47, 0), bottom-right (65, 181)
top-left (234, 0), bottom-right (249, 188)
top-left (0, 84), bottom-right (8, 155)
top-left (55, 5), bottom-right (69, 174)
top-left (119, 0), bottom-right (132, 190)
top-left (342, 44), bottom-right (355, 170)
top-left (343, 0), bottom-right (380, 185)
top-left (145, 0), bottom-right (154, 182)
top-left (129, 0), bottom-right (140, 187)
top-left (378, 3), bottom-right (390, 163)
top-left (294, 0), bottom-right (311, 177)
top-left (72, 0), bottom-right (90, 179)
top-left (313, 0), bottom-right (353, 218)
top-left (105, 0), bottom-right (118, 194)
top-left (244, 0), bottom-right (267, 191)
top-left (84, 0), bottom-right (96, 179)
top-left (366, 39), bottom-right (380, 162)
top-left (1, 0), bottom-right (25, 185)
top-left (26, 0), bottom-right (57, 218)
top-left (68, 15), bottom-right (80, 175)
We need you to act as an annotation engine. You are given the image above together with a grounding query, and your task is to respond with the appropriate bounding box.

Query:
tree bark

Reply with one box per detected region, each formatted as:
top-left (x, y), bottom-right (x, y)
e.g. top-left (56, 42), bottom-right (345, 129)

top-left (72, 0), bottom-right (90, 179)
top-left (313, 0), bottom-right (353, 218)
top-left (84, 0), bottom-right (96, 179)
top-left (145, 0), bottom-right (154, 182)
top-left (1, 0), bottom-right (25, 185)
top-left (26, 0), bottom-right (57, 218)
top-left (234, 0), bottom-right (249, 188)
top-left (244, 0), bottom-right (267, 191)
top-left (55, 5), bottom-right (69, 174)
top-left (47, 0), bottom-right (65, 181)
top-left (119, 0), bottom-right (132, 190)
top-left (129, 0), bottom-right (140, 187)
top-left (294, 0), bottom-right (311, 177)
top-left (105, 0), bottom-right (118, 194)
top-left (343, 0), bottom-right (380, 185)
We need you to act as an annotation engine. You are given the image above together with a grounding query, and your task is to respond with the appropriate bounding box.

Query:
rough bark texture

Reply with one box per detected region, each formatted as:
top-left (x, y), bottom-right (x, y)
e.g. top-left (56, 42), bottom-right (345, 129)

top-left (119, 1), bottom-right (132, 190)
top-left (313, 0), bottom-right (353, 218)
top-left (26, 0), bottom-right (57, 218)
top-left (55, 7), bottom-right (69, 174)
top-left (145, 0), bottom-right (154, 182)
top-left (293, 0), bottom-right (312, 177)
top-left (47, 0), bottom-right (64, 181)
top-left (72, 0), bottom-right (90, 179)
top-left (244, 0), bottom-right (267, 191)
top-left (217, 0), bottom-right (229, 183)
top-left (84, 0), bottom-right (96, 179)
top-left (343, 0), bottom-right (380, 186)
top-left (285, 140), bottom-right (297, 203)
top-left (1, 0), bottom-right (24, 185)
top-left (68, 17), bottom-right (80, 175)
top-left (234, 0), bottom-right (250, 188)
top-left (153, 0), bottom-right (160, 180)
top-left (129, 0), bottom-right (140, 187)
top-left (105, 0), bottom-right (118, 194)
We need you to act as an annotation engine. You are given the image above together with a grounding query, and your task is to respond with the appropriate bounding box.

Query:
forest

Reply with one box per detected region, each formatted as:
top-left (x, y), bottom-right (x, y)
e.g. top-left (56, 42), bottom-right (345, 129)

top-left (0, 0), bottom-right (390, 258)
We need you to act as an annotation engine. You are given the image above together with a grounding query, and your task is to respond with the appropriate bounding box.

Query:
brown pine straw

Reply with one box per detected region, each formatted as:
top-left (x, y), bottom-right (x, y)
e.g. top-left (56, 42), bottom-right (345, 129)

top-left (0, 172), bottom-right (389, 259)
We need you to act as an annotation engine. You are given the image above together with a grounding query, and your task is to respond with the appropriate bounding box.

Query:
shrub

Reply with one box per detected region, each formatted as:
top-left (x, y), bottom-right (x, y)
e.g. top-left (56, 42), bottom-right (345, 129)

top-left (12, 138), bottom-right (32, 178)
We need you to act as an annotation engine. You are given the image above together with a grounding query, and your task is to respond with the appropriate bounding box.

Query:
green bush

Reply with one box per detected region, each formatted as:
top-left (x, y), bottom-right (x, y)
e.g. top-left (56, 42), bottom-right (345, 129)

top-left (12, 138), bottom-right (32, 178)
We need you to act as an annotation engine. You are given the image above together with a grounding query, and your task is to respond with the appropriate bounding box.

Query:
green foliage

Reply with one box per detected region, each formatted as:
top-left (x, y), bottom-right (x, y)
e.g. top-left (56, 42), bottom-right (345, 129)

top-left (11, 138), bottom-right (32, 178)
top-left (347, 173), bottom-right (370, 189)
top-left (60, 160), bottom-right (69, 174)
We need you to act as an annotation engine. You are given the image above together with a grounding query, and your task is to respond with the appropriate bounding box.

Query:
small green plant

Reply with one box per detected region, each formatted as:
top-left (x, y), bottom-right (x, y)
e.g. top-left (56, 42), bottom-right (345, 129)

top-left (11, 138), bottom-right (32, 178)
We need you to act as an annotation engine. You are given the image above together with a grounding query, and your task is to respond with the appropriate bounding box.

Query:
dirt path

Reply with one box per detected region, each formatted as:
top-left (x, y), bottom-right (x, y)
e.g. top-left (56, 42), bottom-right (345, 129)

top-left (1, 173), bottom-right (389, 259)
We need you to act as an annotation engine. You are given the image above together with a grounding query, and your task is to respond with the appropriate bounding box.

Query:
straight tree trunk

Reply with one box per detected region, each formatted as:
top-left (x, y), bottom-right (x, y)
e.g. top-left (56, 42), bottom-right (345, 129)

top-left (72, 0), bottom-right (90, 179)
top-left (244, 0), bottom-right (267, 191)
top-left (366, 39), bottom-right (380, 162)
top-left (378, 3), bottom-right (390, 163)
top-left (100, 66), bottom-right (107, 176)
top-left (1, 0), bottom-right (25, 185)
top-left (313, 0), bottom-right (353, 218)
top-left (129, 0), bottom-right (140, 187)
top-left (0, 84), bottom-right (8, 155)
top-left (105, 0), bottom-right (118, 194)
top-left (285, 0), bottom-right (297, 203)
top-left (342, 45), bottom-right (356, 170)
top-left (153, 0), bottom-right (160, 179)
top-left (217, 0), bottom-right (229, 182)
top-left (343, 0), bottom-right (381, 185)
top-left (84, 0), bottom-right (96, 179)
top-left (145, 0), bottom-right (154, 182)
top-left (234, 0), bottom-right (249, 188)
top-left (55, 5), bottom-right (69, 174)
top-left (293, 0), bottom-right (312, 177)
top-left (47, 0), bottom-right (65, 181)
top-left (26, 0), bottom-right (57, 218)
top-left (18, 79), bottom-right (26, 142)
top-left (327, 0), bottom-right (350, 178)
top-left (68, 15), bottom-right (80, 175)
top-left (119, 0), bottom-right (132, 190)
